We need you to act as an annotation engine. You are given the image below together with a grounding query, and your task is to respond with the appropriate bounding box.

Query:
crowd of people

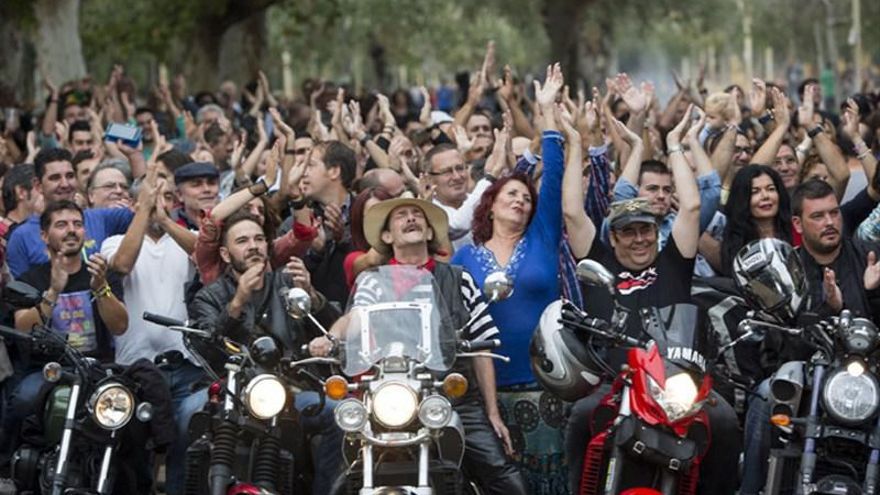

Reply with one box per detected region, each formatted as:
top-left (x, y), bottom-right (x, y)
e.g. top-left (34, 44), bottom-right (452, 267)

top-left (0, 43), bottom-right (879, 494)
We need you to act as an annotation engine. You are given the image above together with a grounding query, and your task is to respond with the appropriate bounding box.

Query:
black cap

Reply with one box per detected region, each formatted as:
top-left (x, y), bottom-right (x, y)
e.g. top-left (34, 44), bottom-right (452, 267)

top-left (174, 162), bottom-right (219, 184)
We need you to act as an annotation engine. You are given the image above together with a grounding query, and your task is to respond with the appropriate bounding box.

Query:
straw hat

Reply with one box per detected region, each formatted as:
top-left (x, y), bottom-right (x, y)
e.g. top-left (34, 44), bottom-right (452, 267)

top-left (363, 198), bottom-right (450, 255)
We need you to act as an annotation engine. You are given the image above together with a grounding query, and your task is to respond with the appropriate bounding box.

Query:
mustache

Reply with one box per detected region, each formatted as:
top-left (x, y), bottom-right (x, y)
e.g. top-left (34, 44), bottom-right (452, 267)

top-left (821, 227), bottom-right (840, 237)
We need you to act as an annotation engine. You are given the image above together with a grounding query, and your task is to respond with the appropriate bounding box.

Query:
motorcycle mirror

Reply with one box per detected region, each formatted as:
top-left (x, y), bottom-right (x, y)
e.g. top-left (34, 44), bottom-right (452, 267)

top-left (483, 271), bottom-right (513, 302)
top-left (284, 287), bottom-right (312, 319)
top-left (3, 281), bottom-right (43, 309)
top-left (575, 260), bottom-right (615, 294)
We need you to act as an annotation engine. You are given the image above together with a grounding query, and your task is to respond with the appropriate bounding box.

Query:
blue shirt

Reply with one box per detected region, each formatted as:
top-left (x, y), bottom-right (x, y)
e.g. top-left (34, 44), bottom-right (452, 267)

top-left (452, 130), bottom-right (564, 387)
top-left (6, 208), bottom-right (134, 278)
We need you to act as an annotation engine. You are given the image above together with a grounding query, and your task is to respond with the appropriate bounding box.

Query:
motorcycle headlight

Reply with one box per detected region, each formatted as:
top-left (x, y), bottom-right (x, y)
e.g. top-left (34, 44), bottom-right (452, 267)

top-left (418, 395), bottom-right (452, 429)
top-left (89, 383), bottom-right (134, 430)
top-left (335, 398), bottom-right (368, 432)
top-left (243, 374), bottom-right (286, 420)
top-left (647, 373), bottom-right (700, 423)
top-left (372, 381), bottom-right (418, 428)
top-left (822, 364), bottom-right (879, 424)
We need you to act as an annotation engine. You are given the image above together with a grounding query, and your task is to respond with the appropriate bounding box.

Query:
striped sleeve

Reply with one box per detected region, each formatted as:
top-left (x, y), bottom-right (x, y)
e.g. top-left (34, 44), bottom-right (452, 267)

top-left (352, 272), bottom-right (382, 307)
top-left (459, 270), bottom-right (500, 342)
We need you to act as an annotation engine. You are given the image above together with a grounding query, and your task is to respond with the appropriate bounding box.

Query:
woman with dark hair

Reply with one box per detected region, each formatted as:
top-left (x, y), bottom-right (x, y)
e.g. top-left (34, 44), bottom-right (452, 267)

top-left (450, 64), bottom-right (566, 494)
top-left (716, 164), bottom-right (792, 275)
top-left (342, 186), bottom-right (395, 287)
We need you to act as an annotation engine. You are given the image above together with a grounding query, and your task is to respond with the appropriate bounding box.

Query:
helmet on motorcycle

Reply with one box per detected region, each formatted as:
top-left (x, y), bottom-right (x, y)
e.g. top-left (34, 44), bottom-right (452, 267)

top-left (733, 238), bottom-right (808, 323)
top-left (530, 300), bottom-right (603, 401)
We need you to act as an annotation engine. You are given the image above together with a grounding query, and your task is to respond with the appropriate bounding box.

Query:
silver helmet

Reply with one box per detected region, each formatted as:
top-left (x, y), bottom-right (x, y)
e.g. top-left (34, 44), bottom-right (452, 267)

top-left (733, 238), bottom-right (809, 323)
top-left (530, 300), bottom-right (603, 402)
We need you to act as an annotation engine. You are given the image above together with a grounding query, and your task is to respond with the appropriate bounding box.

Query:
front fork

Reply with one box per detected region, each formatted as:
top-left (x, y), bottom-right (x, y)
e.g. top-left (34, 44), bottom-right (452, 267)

top-left (51, 380), bottom-right (81, 495)
top-left (603, 385), bottom-right (630, 495)
top-left (95, 431), bottom-right (117, 494)
top-left (798, 364), bottom-right (825, 495)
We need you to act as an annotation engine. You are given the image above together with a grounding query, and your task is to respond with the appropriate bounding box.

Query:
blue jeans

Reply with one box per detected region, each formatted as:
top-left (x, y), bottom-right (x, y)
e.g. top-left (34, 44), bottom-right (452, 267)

top-left (741, 379), bottom-right (772, 495)
top-left (162, 361), bottom-right (208, 495)
top-left (295, 391), bottom-right (343, 495)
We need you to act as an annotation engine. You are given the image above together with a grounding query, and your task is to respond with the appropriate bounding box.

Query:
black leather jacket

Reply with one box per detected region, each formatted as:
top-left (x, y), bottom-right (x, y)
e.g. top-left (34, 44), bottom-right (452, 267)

top-left (188, 269), bottom-right (340, 356)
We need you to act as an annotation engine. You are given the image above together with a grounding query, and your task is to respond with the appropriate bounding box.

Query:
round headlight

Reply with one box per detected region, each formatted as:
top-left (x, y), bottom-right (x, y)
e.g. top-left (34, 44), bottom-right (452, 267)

top-left (418, 395), bottom-right (452, 429)
top-left (823, 365), bottom-right (880, 424)
top-left (335, 398), bottom-right (368, 432)
top-left (372, 381), bottom-right (418, 428)
top-left (243, 374), bottom-right (286, 420)
top-left (89, 383), bottom-right (134, 430)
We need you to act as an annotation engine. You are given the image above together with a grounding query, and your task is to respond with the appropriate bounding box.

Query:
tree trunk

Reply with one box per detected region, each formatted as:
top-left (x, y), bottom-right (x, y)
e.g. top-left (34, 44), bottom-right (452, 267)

top-left (33, 0), bottom-right (86, 85)
top-left (218, 11), bottom-right (267, 86)
top-left (542, 0), bottom-right (593, 89)
top-left (181, 25), bottom-right (224, 93)
top-left (0, 14), bottom-right (27, 104)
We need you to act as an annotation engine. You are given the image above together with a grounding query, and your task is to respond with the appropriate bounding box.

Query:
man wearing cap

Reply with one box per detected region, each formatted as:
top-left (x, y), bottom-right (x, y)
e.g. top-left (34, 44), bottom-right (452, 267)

top-left (172, 161), bottom-right (220, 230)
top-left (562, 140), bottom-right (739, 492)
top-left (308, 197), bottom-right (528, 495)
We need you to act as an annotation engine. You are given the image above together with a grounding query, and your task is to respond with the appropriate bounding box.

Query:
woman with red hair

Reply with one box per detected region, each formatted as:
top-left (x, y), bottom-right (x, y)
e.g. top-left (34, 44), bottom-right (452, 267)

top-left (450, 64), bottom-right (566, 493)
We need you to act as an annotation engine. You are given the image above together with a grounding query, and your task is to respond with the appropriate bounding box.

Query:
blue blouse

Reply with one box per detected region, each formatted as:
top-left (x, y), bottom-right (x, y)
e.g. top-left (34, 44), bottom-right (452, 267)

top-left (452, 130), bottom-right (564, 387)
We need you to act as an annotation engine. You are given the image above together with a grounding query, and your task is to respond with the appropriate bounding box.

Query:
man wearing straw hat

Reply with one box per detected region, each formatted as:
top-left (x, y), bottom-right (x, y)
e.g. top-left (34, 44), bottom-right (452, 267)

top-left (309, 197), bottom-right (527, 494)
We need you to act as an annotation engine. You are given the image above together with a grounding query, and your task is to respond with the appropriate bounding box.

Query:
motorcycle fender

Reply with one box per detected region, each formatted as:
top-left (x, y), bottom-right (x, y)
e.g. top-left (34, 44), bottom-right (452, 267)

top-left (43, 385), bottom-right (71, 445)
top-left (436, 411), bottom-right (466, 465)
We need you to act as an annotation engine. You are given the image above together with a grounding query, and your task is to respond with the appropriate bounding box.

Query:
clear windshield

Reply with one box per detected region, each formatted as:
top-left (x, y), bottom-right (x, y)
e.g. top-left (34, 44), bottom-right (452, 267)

top-left (341, 266), bottom-right (456, 376)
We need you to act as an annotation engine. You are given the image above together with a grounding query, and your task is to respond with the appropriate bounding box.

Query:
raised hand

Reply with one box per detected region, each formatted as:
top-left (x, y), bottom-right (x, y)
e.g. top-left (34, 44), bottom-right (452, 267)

top-left (841, 98), bottom-right (862, 142)
top-left (685, 106), bottom-right (707, 143)
top-left (232, 261), bottom-right (266, 308)
top-left (667, 104), bottom-right (693, 148)
top-left (824, 267), bottom-right (843, 312)
top-left (49, 250), bottom-right (70, 294)
top-left (496, 65), bottom-right (515, 103)
top-left (452, 125), bottom-right (473, 154)
top-left (749, 78), bottom-right (767, 115)
top-left (617, 73), bottom-right (648, 114)
top-left (797, 83), bottom-right (818, 129)
top-left (419, 86), bottom-right (432, 127)
top-left (534, 63), bottom-right (564, 108)
top-left (770, 87), bottom-right (791, 126)
top-left (269, 107), bottom-right (295, 140)
top-left (87, 253), bottom-right (110, 291)
top-left (322, 203), bottom-right (345, 242)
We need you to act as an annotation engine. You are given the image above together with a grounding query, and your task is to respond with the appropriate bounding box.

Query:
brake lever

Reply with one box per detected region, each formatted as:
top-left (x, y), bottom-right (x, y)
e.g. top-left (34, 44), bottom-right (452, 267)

top-left (457, 352), bottom-right (510, 363)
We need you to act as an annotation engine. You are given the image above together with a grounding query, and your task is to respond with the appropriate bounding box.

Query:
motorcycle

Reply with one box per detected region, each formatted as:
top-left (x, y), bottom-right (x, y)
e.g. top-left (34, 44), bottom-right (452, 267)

top-left (2, 281), bottom-right (157, 495)
top-left (754, 309), bottom-right (880, 495)
top-left (142, 308), bottom-right (330, 495)
top-left (293, 266), bottom-right (511, 495)
top-left (536, 260), bottom-right (746, 495)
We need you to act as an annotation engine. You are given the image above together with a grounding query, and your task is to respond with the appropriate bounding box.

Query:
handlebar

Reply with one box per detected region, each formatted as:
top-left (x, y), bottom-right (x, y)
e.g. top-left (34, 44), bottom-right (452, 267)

top-left (459, 339), bottom-right (501, 352)
top-left (143, 312), bottom-right (186, 328)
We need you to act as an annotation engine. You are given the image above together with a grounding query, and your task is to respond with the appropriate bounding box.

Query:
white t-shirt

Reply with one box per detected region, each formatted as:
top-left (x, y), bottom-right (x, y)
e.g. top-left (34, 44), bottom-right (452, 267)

top-left (101, 233), bottom-right (196, 365)
top-left (433, 178), bottom-right (492, 252)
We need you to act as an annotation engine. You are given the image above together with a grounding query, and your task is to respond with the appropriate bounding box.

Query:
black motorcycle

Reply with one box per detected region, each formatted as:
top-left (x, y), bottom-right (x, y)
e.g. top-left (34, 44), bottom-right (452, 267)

top-left (143, 310), bottom-right (329, 495)
top-left (746, 309), bottom-right (880, 495)
top-left (3, 281), bottom-right (158, 495)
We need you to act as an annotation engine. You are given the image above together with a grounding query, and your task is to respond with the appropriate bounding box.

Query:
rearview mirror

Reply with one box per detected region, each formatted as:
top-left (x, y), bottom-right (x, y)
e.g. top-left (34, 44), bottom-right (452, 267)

top-left (283, 288), bottom-right (311, 319)
top-left (483, 271), bottom-right (513, 302)
top-left (3, 281), bottom-right (43, 309)
top-left (575, 260), bottom-right (615, 295)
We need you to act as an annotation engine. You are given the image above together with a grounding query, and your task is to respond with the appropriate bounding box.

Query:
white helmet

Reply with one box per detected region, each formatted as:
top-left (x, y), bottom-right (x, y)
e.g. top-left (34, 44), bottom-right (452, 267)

top-left (530, 300), bottom-right (604, 401)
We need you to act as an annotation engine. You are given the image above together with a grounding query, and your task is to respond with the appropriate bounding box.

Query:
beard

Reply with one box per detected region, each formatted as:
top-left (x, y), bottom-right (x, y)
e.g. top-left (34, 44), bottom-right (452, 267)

top-left (230, 250), bottom-right (266, 274)
top-left (55, 233), bottom-right (83, 256)
top-left (805, 229), bottom-right (841, 255)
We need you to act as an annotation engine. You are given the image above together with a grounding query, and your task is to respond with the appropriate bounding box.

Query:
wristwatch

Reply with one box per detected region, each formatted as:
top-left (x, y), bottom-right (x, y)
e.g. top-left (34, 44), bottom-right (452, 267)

top-left (807, 125), bottom-right (824, 139)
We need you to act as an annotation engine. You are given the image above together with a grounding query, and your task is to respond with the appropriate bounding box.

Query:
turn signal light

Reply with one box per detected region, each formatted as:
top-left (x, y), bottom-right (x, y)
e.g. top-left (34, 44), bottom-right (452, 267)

top-left (442, 373), bottom-right (468, 399)
top-left (325, 375), bottom-right (349, 400)
top-left (770, 414), bottom-right (791, 427)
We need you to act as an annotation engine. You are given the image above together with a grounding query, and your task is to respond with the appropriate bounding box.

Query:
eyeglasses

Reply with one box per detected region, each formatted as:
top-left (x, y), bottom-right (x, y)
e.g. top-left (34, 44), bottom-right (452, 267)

top-left (293, 148), bottom-right (310, 156)
top-left (428, 164), bottom-right (467, 177)
top-left (734, 146), bottom-right (754, 155)
top-left (92, 182), bottom-right (129, 192)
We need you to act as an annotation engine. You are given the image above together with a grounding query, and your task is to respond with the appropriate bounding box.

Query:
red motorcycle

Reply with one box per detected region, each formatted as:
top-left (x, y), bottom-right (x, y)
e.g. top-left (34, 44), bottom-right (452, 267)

top-left (532, 261), bottom-right (746, 495)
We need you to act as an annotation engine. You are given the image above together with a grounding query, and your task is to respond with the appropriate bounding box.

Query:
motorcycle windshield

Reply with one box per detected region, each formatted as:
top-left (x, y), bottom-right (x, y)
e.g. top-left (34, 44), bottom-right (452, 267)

top-left (641, 303), bottom-right (709, 375)
top-left (341, 266), bottom-right (456, 377)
